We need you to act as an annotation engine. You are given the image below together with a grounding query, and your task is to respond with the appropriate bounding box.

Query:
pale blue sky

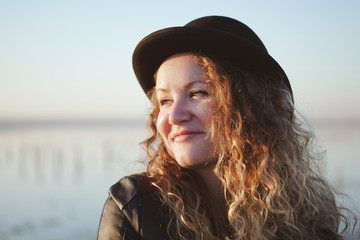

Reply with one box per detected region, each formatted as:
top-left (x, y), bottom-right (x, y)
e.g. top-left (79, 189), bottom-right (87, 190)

top-left (0, 0), bottom-right (359, 120)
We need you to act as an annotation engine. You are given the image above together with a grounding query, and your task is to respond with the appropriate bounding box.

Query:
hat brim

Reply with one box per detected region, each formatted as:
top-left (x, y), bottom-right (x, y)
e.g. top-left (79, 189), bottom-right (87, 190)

top-left (132, 26), bottom-right (291, 96)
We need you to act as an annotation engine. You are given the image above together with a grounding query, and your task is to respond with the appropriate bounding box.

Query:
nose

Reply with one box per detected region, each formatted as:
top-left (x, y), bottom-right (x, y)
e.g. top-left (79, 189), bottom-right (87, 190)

top-left (168, 98), bottom-right (191, 125)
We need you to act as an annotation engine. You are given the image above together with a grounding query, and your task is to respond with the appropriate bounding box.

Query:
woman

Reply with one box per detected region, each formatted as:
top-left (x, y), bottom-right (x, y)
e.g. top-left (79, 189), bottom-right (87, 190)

top-left (97, 16), bottom-right (354, 239)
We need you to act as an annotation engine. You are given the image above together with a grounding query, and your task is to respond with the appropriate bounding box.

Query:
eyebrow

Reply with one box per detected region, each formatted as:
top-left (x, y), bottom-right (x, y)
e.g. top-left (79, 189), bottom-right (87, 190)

top-left (156, 80), bottom-right (204, 93)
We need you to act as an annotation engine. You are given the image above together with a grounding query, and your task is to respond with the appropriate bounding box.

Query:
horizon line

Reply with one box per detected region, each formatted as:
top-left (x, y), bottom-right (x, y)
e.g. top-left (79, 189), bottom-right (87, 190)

top-left (0, 118), bottom-right (148, 130)
top-left (0, 116), bottom-right (359, 131)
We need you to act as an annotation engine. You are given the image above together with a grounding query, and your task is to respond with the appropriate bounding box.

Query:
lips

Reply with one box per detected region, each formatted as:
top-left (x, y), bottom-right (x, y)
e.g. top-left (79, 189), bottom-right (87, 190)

top-left (172, 130), bottom-right (205, 141)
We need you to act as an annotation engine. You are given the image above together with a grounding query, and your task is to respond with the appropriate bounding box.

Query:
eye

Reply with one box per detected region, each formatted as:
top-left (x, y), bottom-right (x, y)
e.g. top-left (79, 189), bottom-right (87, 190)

top-left (159, 98), bottom-right (172, 106)
top-left (190, 90), bottom-right (208, 98)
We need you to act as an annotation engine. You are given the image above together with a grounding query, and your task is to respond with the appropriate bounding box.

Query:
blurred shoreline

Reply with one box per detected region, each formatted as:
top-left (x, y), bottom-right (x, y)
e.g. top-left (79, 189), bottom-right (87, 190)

top-left (0, 117), bottom-right (359, 239)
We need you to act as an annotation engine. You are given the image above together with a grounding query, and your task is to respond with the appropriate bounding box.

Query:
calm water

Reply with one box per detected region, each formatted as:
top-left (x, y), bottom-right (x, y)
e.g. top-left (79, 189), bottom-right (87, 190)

top-left (0, 120), bottom-right (359, 240)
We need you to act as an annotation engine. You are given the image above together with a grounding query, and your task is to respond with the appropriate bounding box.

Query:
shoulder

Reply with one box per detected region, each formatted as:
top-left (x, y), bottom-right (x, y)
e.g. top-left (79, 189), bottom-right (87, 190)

top-left (97, 173), bottom-right (152, 240)
top-left (109, 172), bottom-right (154, 209)
top-left (105, 173), bottom-right (169, 239)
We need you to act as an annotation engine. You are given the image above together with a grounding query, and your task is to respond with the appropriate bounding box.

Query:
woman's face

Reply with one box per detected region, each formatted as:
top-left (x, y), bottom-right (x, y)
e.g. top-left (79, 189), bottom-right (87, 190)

top-left (155, 53), bottom-right (215, 169)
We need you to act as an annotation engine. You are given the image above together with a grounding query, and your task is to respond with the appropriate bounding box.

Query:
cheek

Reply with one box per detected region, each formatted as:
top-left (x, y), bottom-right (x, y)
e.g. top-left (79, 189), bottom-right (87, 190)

top-left (156, 111), bottom-right (171, 139)
top-left (156, 111), bottom-right (175, 158)
top-left (199, 102), bottom-right (214, 127)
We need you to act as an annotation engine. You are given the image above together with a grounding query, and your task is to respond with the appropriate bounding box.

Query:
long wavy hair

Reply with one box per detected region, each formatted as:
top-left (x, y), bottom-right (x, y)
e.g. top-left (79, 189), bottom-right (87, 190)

top-left (142, 53), bottom-right (355, 239)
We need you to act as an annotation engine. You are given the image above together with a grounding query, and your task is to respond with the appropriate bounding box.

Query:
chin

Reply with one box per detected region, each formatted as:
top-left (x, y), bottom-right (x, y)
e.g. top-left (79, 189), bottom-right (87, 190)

top-left (175, 157), bottom-right (213, 170)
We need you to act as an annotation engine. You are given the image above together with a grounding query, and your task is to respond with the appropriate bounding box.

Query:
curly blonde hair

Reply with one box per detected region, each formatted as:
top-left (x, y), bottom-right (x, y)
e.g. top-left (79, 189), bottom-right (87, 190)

top-left (143, 54), bottom-right (354, 239)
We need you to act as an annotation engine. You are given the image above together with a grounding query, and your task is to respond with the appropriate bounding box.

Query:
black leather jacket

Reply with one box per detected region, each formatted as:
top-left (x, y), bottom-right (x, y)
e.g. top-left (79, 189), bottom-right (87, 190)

top-left (96, 173), bottom-right (170, 240)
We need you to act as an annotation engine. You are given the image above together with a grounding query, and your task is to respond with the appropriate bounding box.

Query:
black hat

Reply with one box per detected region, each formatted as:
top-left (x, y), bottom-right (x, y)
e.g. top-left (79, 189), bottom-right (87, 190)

top-left (132, 16), bottom-right (292, 100)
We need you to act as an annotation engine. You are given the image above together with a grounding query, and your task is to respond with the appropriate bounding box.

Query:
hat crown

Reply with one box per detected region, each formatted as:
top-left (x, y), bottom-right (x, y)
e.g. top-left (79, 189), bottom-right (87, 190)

top-left (185, 16), bottom-right (268, 53)
top-left (133, 15), bottom-right (292, 101)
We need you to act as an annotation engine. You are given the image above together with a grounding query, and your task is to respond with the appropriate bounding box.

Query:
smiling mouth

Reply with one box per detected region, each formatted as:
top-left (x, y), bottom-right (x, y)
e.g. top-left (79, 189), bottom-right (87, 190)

top-left (172, 131), bottom-right (205, 141)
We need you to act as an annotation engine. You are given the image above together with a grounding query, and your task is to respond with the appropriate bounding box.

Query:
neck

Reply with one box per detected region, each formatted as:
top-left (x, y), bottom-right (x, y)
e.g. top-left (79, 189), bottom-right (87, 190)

top-left (193, 168), bottom-right (225, 205)
top-left (193, 168), bottom-right (228, 235)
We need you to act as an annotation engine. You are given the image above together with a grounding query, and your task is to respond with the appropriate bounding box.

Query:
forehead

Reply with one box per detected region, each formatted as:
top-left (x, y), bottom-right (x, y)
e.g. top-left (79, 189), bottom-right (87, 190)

top-left (155, 53), bottom-right (205, 89)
